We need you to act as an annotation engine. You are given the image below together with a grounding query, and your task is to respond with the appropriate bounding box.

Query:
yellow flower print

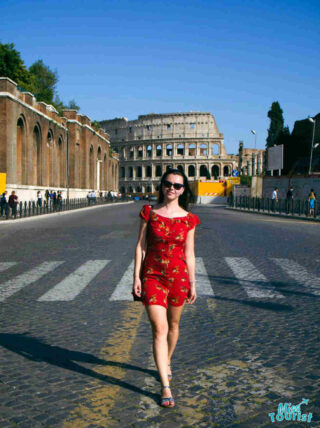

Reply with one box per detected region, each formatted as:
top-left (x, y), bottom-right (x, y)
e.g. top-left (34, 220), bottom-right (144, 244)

top-left (181, 286), bottom-right (188, 293)
top-left (149, 295), bottom-right (157, 304)
top-left (146, 268), bottom-right (154, 274)
top-left (170, 296), bottom-right (180, 304)
top-left (172, 266), bottom-right (180, 274)
top-left (175, 232), bottom-right (184, 241)
top-left (181, 277), bottom-right (187, 282)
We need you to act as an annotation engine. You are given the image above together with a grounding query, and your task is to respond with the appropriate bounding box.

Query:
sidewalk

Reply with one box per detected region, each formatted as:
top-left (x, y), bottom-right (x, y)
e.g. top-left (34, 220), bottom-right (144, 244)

top-left (0, 201), bottom-right (134, 225)
top-left (226, 205), bottom-right (320, 223)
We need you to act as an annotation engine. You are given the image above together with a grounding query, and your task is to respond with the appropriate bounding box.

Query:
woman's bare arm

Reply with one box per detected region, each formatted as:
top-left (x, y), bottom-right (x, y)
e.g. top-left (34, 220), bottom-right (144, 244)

top-left (133, 219), bottom-right (148, 293)
top-left (185, 228), bottom-right (197, 304)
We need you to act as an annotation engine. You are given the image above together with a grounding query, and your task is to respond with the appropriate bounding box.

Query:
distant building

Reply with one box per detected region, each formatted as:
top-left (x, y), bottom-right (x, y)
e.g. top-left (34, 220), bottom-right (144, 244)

top-left (100, 112), bottom-right (239, 194)
top-left (0, 77), bottom-right (119, 200)
top-left (238, 141), bottom-right (265, 176)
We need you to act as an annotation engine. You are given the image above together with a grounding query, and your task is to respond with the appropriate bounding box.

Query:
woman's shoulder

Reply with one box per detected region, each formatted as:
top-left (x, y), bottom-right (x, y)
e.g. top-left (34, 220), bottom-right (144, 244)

top-left (139, 204), bottom-right (152, 221)
top-left (187, 211), bottom-right (201, 227)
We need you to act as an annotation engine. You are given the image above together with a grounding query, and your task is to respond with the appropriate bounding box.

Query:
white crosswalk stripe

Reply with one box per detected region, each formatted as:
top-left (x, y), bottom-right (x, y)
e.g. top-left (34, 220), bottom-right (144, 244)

top-left (38, 260), bottom-right (110, 301)
top-left (0, 262), bottom-right (64, 302)
top-left (0, 262), bottom-right (17, 272)
top-left (109, 257), bottom-right (213, 301)
top-left (272, 258), bottom-right (320, 296)
top-left (224, 257), bottom-right (285, 298)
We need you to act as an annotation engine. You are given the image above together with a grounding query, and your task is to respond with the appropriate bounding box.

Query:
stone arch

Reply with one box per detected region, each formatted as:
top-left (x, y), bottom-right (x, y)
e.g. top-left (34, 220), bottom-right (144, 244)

top-left (136, 185), bottom-right (142, 193)
top-left (155, 165), bottom-right (162, 177)
top-left (57, 136), bottom-right (64, 187)
top-left (177, 165), bottom-right (184, 173)
top-left (97, 146), bottom-right (102, 190)
top-left (223, 165), bottom-right (231, 177)
top-left (129, 146), bottom-right (134, 159)
top-left (46, 129), bottom-right (55, 186)
top-left (32, 124), bottom-right (42, 185)
top-left (128, 185), bottom-right (133, 193)
top-left (89, 145), bottom-right (94, 189)
top-left (146, 165), bottom-right (152, 177)
top-left (177, 144), bottom-right (184, 156)
top-left (146, 145), bottom-right (152, 158)
top-left (212, 165), bottom-right (220, 178)
top-left (200, 164), bottom-right (208, 177)
top-left (136, 165), bottom-right (142, 178)
top-left (200, 144), bottom-right (208, 156)
top-left (137, 145), bottom-right (143, 158)
top-left (211, 143), bottom-right (220, 155)
top-left (16, 116), bottom-right (27, 184)
top-left (188, 165), bottom-right (195, 177)
top-left (166, 164), bottom-right (173, 171)
top-left (188, 143), bottom-right (196, 156)
top-left (166, 144), bottom-right (172, 156)
top-left (156, 144), bottom-right (162, 156)
top-left (129, 166), bottom-right (133, 178)
top-left (146, 185), bottom-right (152, 193)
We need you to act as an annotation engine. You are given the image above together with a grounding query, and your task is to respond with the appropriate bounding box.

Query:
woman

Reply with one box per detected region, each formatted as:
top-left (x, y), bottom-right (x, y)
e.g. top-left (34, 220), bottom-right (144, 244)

top-left (308, 189), bottom-right (316, 217)
top-left (133, 169), bottom-right (200, 407)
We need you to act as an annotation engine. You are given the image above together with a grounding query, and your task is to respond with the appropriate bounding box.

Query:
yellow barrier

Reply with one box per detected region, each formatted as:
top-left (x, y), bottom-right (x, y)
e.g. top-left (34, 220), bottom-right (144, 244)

top-left (0, 173), bottom-right (6, 194)
top-left (190, 178), bottom-right (240, 197)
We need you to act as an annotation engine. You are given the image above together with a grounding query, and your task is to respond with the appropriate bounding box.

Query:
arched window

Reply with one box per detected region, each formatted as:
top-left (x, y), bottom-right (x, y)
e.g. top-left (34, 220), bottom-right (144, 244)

top-left (136, 166), bottom-right (142, 178)
top-left (211, 144), bottom-right (219, 155)
top-left (47, 129), bottom-right (55, 186)
top-left (146, 185), bottom-right (152, 193)
top-left (156, 144), bottom-right (162, 156)
top-left (223, 166), bottom-right (230, 177)
top-left (166, 144), bottom-right (172, 156)
top-left (166, 165), bottom-right (173, 171)
top-left (212, 165), bottom-right (220, 178)
top-left (137, 145), bottom-right (143, 158)
top-left (89, 145), bottom-right (94, 189)
top-left (128, 185), bottom-right (133, 193)
top-left (57, 136), bottom-right (64, 187)
top-left (136, 185), bottom-right (142, 193)
top-left (188, 144), bottom-right (196, 156)
top-left (156, 165), bottom-right (162, 177)
top-left (177, 165), bottom-right (184, 173)
top-left (129, 146), bottom-right (134, 159)
top-left (16, 117), bottom-right (26, 184)
top-left (177, 144), bottom-right (184, 155)
top-left (188, 165), bottom-right (195, 177)
top-left (129, 167), bottom-right (133, 178)
top-left (33, 125), bottom-right (42, 185)
top-left (200, 144), bottom-right (207, 156)
top-left (200, 165), bottom-right (208, 177)
top-left (146, 145), bottom-right (152, 158)
top-left (146, 165), bottom-right (152, 177)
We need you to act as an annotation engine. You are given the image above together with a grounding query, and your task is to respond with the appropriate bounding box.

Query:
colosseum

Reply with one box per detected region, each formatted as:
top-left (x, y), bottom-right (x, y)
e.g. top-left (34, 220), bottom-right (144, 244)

top-left (100, 112), bottom-right (241, 194)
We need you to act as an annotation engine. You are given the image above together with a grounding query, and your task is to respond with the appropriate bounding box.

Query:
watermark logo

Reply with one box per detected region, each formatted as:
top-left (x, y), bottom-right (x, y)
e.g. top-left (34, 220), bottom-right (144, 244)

top-left (268, 398), bottom-right (313, 423)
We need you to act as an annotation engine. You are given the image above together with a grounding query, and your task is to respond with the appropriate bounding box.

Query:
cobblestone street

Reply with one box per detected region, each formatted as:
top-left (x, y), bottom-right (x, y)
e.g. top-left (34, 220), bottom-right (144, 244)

top-left (0, 202), bottom-right (319, 427)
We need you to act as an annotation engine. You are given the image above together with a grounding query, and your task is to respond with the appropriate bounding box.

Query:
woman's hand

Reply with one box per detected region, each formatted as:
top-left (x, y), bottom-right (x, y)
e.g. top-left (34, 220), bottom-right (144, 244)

top-left (133, 277), bottom-right (142, 298)
top-left (187, 284), bottom-right (197, 304)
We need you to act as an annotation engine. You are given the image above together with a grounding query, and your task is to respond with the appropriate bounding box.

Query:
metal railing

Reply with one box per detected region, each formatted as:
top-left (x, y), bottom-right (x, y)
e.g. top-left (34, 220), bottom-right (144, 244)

top-left (0, 196), bottom-right (131, 221)
top-left (228, 196), bottom-right (320, 218)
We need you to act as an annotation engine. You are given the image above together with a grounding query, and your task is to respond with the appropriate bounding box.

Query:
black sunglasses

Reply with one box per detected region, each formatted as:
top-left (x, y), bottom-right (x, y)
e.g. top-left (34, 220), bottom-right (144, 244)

top-left (163, 180), bottom-right (184, 190)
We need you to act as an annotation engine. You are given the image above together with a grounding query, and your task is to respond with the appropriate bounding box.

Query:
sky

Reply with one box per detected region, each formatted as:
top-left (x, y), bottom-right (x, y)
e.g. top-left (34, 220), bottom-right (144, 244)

top-left (1, 0), bottom-right (320, 154)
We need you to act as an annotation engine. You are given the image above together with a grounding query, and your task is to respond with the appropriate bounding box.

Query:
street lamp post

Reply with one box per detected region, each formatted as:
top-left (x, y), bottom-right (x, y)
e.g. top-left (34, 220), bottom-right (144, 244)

top-left (308, 118), bottom-right (316, 175)
top-left (251, 130), bottom-right (257, 150)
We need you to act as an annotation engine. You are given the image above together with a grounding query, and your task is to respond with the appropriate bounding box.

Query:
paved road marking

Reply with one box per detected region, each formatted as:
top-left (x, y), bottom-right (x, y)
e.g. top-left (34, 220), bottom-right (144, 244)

top-left (109, 260), bottom-right (134, 301)
top-left (0, 262), bottom-right (16, 272)
top-left (110, 257), bottom-right (213, 301)
top-left (256, 218), bottom-right (320, 225)
top-left (0, 262), bottom-right (64, 302)
top-left (196, 257), bottom-right (214, 296)
top-left (272, 258), bottom-right (320, 296)
top-left (38, 260), bottom-right (110, 301)
top-left (225, 257), bottom-right (284, 298)
top-left (63, 303), bottom-right (144, 427)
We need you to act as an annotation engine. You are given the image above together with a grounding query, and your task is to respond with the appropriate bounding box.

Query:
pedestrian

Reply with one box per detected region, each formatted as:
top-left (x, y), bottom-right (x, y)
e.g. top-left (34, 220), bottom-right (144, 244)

top-left (8, 191), bottom-right (18, 218)
top-left (91, 190), bottom-right (96, 204)
top-left (57, 191), bottom-right (63, 211)
top-left (49, 190), bottom-right (54, 208)
top-left (52, 191), bottom-right (57, 211)
top-left (87, 191), bottom-right (91, 206)
top-left (37, 191), bottom-right (42, 208)
top-left (308, 189), bottom-right (316, 217)
top-left (272, 187), bottom-right (278, 212)
top-left (132, 168), bottom-right (200, 408)
top-left (0, 191), bottom-right (8, 217)
top-left (286, 186), bottom-right (294, 214)
top-left (45, 189), bottom-right (50, 207)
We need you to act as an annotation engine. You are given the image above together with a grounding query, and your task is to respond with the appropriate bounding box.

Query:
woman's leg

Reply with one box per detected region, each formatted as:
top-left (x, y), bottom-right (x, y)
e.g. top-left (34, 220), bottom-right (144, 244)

top-left (167, 304), bottom-right (185, 371)
top-left (146, 304), bottom-right (171, 394)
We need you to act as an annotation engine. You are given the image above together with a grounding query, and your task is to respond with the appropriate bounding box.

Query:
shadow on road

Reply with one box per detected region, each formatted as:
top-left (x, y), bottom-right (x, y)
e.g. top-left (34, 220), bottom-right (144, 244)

top-left (0, 333), bottom-right (158, 401)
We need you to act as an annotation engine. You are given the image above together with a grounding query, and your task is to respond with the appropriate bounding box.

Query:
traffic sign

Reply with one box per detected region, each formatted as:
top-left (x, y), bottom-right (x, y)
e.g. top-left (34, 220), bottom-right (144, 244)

top-left (232, 170), bottom-right (239, 177)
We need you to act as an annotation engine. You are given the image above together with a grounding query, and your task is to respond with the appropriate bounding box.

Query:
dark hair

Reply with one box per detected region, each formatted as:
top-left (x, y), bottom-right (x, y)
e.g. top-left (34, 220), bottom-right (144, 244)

top-left (158, 168), bottom-right (194, 210)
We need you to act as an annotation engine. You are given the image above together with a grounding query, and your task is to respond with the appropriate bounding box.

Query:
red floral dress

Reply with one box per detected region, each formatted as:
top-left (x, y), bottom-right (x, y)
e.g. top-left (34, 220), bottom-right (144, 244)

top-left (139, 204), bottom-right (200, 308)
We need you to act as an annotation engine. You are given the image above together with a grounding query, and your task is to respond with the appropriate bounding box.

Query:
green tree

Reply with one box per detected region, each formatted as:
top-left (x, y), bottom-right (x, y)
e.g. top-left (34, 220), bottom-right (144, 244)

top-left (67, 99), bottom-right (80, 111)
top-left (0, 42), bottom-right (31, 89)
top-left (28, 59), bottom-right (58, 104)
top-left (266, 101), bottom-right (284, 148)
top-left (91, 120), bottom-right (101, 130)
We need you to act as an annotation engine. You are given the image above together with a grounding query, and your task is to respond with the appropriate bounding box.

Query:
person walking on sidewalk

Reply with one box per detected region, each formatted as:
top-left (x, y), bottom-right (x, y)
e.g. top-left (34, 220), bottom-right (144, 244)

top-left (1, 191), bottom-right (8, 217)
top-left (272, 187), bottom-right (278, 212)
top-left (308, 189), bottom-right (316, 217)
top-left (133, 169), bottom-right (200, 408)
top-left (37, 191), bottom-right (42, 208)
top-left (286, 186), bottom-right (294, 214)
top-left (8, 191), bottom-right (18, 218)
